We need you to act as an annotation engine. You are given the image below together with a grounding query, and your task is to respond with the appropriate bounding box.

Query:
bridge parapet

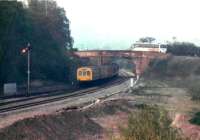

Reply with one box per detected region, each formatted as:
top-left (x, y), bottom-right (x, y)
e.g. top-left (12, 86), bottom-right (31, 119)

top-left (74, 50), bottom-right (169, 75)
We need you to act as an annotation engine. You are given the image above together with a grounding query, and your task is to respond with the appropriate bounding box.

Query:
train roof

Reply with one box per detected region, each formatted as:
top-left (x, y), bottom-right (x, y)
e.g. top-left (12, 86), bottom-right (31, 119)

top-left (78, 64), bottom-right (118, 70)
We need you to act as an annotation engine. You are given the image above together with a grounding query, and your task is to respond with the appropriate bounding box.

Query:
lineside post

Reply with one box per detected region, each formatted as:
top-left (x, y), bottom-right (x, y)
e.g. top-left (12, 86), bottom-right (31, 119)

top-left (27, 43), bottom-right (31, 96)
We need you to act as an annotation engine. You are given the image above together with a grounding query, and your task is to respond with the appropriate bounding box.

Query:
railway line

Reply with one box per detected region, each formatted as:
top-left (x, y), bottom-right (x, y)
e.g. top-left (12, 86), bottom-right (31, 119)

top-left (0, 77), bottom-right (122, 106)
top-left (0, 73), bottom-right (131, 114)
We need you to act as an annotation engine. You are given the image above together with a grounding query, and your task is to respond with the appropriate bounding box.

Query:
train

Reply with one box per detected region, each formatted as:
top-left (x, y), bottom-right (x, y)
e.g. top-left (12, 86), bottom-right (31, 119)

top-left (77, 64), bottom-right (119, 82)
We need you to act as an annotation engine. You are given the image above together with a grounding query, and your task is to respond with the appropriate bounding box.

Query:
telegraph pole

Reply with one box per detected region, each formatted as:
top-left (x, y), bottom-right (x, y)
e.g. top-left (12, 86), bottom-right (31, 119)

top-left (27, 43), bottom-right (30, 95)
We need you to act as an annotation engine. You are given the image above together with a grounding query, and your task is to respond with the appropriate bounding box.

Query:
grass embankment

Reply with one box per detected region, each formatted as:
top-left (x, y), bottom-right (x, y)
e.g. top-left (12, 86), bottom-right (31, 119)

top-left (114, 105), bottom-right (184, 140)
top-left (144, 55), bottom-right (200, 128)
top-left (145, 56), bottom-right (200, 101)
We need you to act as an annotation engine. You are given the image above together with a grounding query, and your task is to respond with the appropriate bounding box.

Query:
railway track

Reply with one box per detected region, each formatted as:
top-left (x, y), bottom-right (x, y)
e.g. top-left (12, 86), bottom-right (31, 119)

top-left (0, 76), bottom-right (129, 114)
top-left (0, 76), bottom-right (124, 106)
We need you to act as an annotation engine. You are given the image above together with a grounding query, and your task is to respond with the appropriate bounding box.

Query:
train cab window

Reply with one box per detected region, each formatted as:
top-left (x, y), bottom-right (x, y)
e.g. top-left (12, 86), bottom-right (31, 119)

top-left (79, 71), bottom-right (82, 76)
top-left (83, 71), bottom-right (87, 76)
top-left (87, 71), bottom-right (90, 76)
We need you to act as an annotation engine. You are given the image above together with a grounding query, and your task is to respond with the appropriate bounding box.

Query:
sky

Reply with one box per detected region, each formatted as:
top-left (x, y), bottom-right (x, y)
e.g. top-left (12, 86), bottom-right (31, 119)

top-left (56, 0), bottom-right (200, 50)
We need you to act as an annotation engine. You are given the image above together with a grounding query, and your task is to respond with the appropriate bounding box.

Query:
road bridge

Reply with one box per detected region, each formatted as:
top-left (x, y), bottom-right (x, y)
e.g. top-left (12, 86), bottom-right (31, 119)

top-left (74, 50), bottom-right (169, 76)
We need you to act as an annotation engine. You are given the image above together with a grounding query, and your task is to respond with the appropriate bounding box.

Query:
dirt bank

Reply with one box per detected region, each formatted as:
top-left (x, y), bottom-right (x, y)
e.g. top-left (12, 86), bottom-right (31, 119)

top-left (0, 99), bottom-right (134, 140)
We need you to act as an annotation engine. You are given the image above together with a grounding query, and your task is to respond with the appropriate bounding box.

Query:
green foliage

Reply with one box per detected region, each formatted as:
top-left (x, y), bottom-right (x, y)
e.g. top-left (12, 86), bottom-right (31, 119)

top-left (167, 42), bottom-right (200, 56)
top-left (138, 37), bottom-right (156, 43)
top-left (146, 56), bottom-right (200, 101)
top-left (116, 106), bottom-right (184, 140)
top-left (0, 0), bottom-right (76, 85)
top-left (190, 112), bottom-right (200, 126)
top-left (0, 1), bottom-right (27, 83)
top-left (148, 59), bottom-right (168, 76)
top-left (145, 56), bottom-right (200, 78)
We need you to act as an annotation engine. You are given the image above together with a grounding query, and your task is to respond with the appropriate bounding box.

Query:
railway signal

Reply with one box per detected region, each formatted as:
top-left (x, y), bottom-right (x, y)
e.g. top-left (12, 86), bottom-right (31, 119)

top-left (21, 47), bottom-right (28, 54)
top-left (21, 43), bottom-right (31, 96)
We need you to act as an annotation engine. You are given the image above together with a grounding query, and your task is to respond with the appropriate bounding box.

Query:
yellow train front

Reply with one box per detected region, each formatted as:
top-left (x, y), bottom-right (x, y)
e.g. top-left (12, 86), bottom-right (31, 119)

top-left (77, 64), bottom-right (119, 82)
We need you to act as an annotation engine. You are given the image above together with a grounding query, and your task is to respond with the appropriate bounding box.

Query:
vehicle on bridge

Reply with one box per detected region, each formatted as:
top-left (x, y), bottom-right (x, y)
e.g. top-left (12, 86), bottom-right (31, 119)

top-left (131, 43), bottom-right (167, 53)
top-left (77, 64), bottom-right (119, 82)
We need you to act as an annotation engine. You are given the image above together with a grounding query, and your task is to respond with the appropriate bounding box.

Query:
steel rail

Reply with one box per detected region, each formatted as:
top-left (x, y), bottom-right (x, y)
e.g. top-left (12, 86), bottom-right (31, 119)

top-left (0, 77), bottom-right (128, 114)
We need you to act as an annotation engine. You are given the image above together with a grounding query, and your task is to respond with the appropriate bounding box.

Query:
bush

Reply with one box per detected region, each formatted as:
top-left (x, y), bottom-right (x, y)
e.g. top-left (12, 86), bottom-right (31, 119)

top-left (145, 56), bottom-right (200, 79)
top-left (114, 106), bottom-right (184, 140)
top-left (190, 112), bottom-right (200, 126)
top-left (148, 59), bottom-right (168, 76)
top-left (167, 42), bottom-right (200, 56)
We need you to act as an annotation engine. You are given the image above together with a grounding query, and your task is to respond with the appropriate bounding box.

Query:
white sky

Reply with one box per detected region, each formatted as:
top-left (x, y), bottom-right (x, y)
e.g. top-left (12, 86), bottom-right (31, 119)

top-left (56, 0), bottom-right (200, 49)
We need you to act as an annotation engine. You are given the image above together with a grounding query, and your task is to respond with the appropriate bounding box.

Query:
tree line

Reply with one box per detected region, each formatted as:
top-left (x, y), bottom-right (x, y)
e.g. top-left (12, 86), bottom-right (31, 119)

top-left (0, 0), bottom-right (77, 87)
top-left (166, 42), bottom-right (200, 56)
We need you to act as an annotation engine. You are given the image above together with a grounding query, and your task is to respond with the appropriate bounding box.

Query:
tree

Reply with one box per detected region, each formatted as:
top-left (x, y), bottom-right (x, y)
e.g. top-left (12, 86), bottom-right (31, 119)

top-left (138, 37), bottom-right (156, 43)
top-left (0, 1), bottom-right (28, 84)
top-left (0, 0), bottom-right (76, 86)
top-left (166, 42), bottom-right (200, 56)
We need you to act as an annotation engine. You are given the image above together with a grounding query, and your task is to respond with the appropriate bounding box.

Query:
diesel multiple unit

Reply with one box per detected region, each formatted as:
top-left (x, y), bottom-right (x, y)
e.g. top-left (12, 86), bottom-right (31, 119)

top-left (77, 64), bottom-right (119, 82)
